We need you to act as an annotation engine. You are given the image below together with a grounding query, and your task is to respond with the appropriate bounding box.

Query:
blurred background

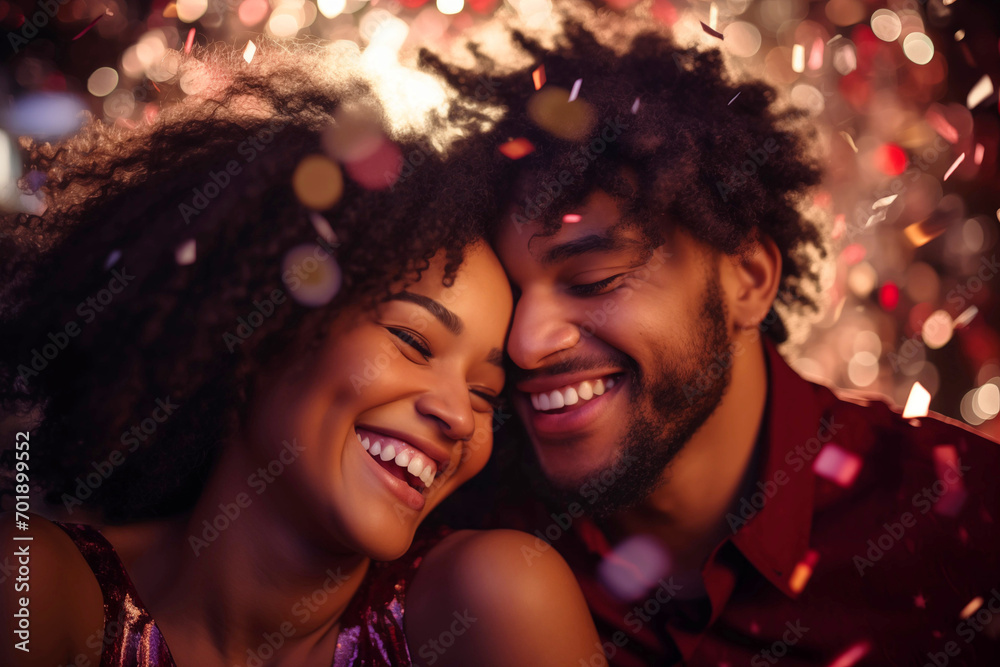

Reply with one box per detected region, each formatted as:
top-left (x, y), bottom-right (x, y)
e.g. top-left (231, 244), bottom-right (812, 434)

top-left (2, 0), bottom-right (999, 437)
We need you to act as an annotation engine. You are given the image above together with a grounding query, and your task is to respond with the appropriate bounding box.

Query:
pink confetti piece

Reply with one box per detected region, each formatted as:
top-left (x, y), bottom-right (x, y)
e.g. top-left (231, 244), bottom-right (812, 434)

top-left (631, 97), bottom-right (640, 114)
top-left (532, 65), bottom-right (546, 90)
top-left (943, 152), bottom-right (965, 181)
top-left (175, 239), bottom-right (196, 265)
top-left (932, 445), bottom-right (968, 516)
top-left (915, 593), bottom-right (927, 609)
top-left (185, 27), bottom-right (196, 55)
top-left (813, 445), bottom-right (862, 487)
top-left (562, 214), bottom-right (582, 223)
top-left (72, 13), bottom-right (105, 41)
top-left (827, 641), bottom-right (870, 667)
top-left (728, 91), bottom-right (741, 105)
top-left (925, 109), bottom-right (959, 144)
top-left (700, 21), bottom-right (724, 40)
top-left (568, 78), bottom-right (582, 102)
top-left (975, 143), bottom-right (985, 165)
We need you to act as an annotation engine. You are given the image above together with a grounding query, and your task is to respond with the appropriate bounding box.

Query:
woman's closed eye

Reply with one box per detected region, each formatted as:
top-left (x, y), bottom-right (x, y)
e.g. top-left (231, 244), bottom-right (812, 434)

top-left (470, 389), bottom-right (506, 414)
top-left (386, 327), bottom-right (432, 361)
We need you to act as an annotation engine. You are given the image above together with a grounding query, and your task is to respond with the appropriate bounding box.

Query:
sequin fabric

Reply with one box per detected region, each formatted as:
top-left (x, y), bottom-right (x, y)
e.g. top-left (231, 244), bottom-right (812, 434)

top-left (54, 522), bottom-right (449, 666)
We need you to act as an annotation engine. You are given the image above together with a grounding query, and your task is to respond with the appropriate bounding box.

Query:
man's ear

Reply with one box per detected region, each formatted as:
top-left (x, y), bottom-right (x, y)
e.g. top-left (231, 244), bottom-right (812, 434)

top-left (720, 236), bottom-right (782, 330)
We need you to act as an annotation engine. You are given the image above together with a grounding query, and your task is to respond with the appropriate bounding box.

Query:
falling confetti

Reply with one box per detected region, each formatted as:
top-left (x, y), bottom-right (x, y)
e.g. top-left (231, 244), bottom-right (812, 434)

top-left (185, 27), bottom-right (196, 54)
top-left (902, 382), bottom-right (931, 418)
top-left (568, 78), bottom-right (582, 103)
top-left (310, 212), bottom-right (339, 247)
top-left (175, 239), bottom-right (196, 265)
top-left (532, 65), bottom-right (546, 90)
top-left (72, 12), bottom-right (108, 41)
top-left (813, 445), bottom-right (862, 487)
top-left (498, 138), bottom-right (535, 160)
top-left (282, 244), bottom-right (342, 307)
top-left (789, 550), bottom-right (820, 594)
top-left (839, 131), bottom-right (859, 153)
top-left (728, 91), bottom-right (741, 106)
top-left (943, 153), bottom-right (965, 181)
top-left (966, 75), bottom-right (994, 109)
top-left (960, 596), bottom-right (984, 620)
top-left (700, 22), bottom-right (723, 40)
top-left (631, 97), bottom-right (640, 114)
top-left (597, 534), bottom-right (670, 602)
top-left (243, 40), bottom-right (257, 64)
top-left (562, 214), bottom-right (582, 223)
top-left (827, 641), bottom-right (871, 667)
top-left (293, 155), bottom-right (344, 210)
top-left (975, 143), bottom-right (985, 165)
top-left (104, 249), bottom-right (122, 270)
top-left (954, 306), bottom-right (978, 329)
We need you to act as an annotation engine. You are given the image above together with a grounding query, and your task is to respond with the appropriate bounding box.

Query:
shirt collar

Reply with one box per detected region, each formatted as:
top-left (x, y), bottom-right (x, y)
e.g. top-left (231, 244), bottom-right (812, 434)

top-left (728, 336), bottom-right (818, 598)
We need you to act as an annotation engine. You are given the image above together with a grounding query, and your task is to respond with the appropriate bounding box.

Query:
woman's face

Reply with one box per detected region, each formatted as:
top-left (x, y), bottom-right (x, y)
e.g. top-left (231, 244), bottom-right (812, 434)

top-left (246, 243), bottom-right (512, 560)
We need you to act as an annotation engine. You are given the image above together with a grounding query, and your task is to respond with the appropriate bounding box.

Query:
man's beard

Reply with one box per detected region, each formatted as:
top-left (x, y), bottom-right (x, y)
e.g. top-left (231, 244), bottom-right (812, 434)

top-left (530, 273), bottom-right (735, 518)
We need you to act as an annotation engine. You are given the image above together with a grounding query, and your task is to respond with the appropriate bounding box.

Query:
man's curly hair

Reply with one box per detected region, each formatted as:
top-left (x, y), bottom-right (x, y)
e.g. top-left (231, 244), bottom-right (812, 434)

top-left (422, 9), bottom-right (825, 342)
top-left (0, 40), bottom-right (495, 523)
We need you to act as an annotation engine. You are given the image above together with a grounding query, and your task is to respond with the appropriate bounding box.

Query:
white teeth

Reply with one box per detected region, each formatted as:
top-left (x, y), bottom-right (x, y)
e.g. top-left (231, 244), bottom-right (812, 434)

top-left (380, 444), bottom-right (396, 461)
top-left (370, 440), bottom-right (381, 456)
top-left (395, 450), bottom-right (412, 467)
top-left (362, 436), bottom-right (371, 451)
top-left (356, 431), bottom-right (363, 442)
top-left (563, 387), bottom-right (579, 406)
top-left (529, 376), bottom-right (620, 412)
top-left (420, 469), bottom-right (434, 487)
top-left (407, 458), bottom-right (425, 477)
top-left (548, 390), bottom-right (565, 409)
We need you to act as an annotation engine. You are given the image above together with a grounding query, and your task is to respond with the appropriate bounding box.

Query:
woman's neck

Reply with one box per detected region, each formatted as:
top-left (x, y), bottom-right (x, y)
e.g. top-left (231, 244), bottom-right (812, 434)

top-left (106, 444), bottom-right (370, 666)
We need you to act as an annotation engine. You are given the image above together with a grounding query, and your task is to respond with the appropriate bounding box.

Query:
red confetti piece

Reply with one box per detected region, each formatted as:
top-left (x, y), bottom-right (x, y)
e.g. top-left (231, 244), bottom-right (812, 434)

top-left (185, 27), bottom-right (196, 54)
top-left (72, 14), bottom-right (104, 41)
top-left (700, 21), bottom-right (724, 40)
top-left (879, 282), bottom-right (899, 311)
top-left (532, 65), bottom-right (546, 90)
top-left (875, 143), bottom-right (908, 176)
top-left (914, 593), bottom-right (927, 609)
top-left (562, 214), bottom-right (582, 223)
top-left (498, 138), bottom-right (535, 160)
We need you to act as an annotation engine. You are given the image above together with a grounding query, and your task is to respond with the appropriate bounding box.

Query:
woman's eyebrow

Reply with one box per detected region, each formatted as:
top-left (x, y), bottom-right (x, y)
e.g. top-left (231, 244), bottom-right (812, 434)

top-left (384, 291), bottom-right (463, 335)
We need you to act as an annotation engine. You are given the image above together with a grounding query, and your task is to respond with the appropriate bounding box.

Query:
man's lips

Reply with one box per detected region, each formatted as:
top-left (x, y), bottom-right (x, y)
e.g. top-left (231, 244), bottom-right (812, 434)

top-left (515, 368), bottom-right (624, 395)
top-left (517, 374), bottom-right (627, 437)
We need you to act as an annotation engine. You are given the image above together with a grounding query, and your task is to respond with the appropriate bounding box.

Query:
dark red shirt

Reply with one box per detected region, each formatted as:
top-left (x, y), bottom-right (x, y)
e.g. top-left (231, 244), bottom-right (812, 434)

top-left (508, 339), bottom-right (1000, 666)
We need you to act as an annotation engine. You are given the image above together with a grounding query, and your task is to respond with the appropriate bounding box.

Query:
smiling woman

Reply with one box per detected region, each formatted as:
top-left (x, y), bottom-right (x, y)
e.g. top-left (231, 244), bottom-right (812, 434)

top-left (0, 39), bottom-right (603, 667)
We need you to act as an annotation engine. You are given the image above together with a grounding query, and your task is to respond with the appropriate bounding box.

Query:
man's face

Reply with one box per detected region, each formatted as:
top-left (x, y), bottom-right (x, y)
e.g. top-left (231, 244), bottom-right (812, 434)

top-left (496, 190), bottom-right (735, 515)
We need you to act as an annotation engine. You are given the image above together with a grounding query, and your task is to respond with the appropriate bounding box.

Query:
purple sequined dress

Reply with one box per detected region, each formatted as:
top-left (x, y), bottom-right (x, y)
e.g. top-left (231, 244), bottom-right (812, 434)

top-left (54, 521), bottom-right (445, 666)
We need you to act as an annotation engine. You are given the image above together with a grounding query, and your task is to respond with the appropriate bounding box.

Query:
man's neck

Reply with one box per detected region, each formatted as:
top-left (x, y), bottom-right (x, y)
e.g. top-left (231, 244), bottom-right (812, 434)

top-left (609, 332), bottom-right (770, 574)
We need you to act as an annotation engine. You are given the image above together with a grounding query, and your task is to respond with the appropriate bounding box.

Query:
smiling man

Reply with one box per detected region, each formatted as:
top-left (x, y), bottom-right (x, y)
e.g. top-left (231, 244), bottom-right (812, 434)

top-left (425, 10), bottom-right (1000, 667)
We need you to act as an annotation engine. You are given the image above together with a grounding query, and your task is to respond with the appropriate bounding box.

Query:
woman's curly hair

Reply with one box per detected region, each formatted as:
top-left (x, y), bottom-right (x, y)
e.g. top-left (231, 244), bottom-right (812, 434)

top-left (422, 8), bottom-right (826, 342)
top-left (0, 39), bottom-right (495, 523)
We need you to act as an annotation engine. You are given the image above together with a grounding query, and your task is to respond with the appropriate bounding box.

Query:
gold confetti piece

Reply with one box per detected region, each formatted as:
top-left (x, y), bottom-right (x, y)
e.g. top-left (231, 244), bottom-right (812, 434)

top-left (527, 87), bottom-right (596, 142)
top-left (163, 2), bottom-right (178, 18)
top-left (967, 74), bottom-right (994, 109)
top-left (532, 65), bottom-right (546, 90)
top-left (943, 152), bottom-right (965, 181)
top-left (960, 596), bottom-right (984, 620)
top-left (902, 381), bottom-right (931, 418)
top-left (498, 138), bottom-right (535, 160)
top-left (789, 550), bottom-right (819, 594)
top-left (792, 44), bottom-right (805, 73)
top-left (903, 219), bottom-right (947, 247)
top-left (243, 40), bottom-right (256, 64)
top-left (839, 131), bottom-right (859, 153)
top-left (293, 155), bottom-right (344, 210)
